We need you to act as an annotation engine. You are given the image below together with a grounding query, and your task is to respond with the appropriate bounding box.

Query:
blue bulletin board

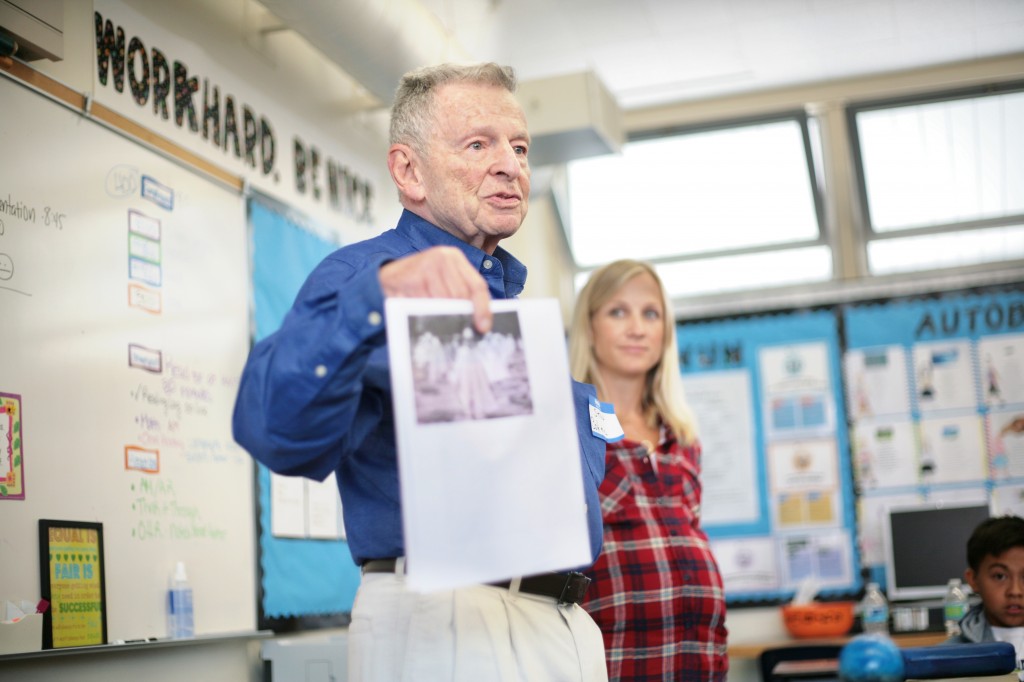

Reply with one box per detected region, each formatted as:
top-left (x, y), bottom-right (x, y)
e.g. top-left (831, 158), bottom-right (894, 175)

top-left (842, 289), bottom-right (1024, 587)
top-left (678, 310), bottom-right (859, 603)
top-left (248, 197), bottom-right (361, 620)
top-left (680, 287), bottom-right (1024, 605)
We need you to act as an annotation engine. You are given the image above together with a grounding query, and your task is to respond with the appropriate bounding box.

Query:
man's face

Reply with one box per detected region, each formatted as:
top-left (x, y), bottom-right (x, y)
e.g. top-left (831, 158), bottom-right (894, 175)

top-left (966, 546), bottom-right (1024, 628)
top-left (416, 82), bottom-right (531, 254)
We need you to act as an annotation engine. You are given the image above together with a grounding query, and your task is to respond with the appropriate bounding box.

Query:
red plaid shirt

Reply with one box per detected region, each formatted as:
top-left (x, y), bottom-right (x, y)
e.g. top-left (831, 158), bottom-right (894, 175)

top-left (582, 431), bottom-right (728, 681)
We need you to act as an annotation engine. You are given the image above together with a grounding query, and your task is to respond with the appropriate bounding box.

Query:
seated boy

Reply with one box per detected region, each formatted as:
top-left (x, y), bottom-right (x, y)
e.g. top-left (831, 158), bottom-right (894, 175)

top-left (948, 515), bottom-right (1024, 677)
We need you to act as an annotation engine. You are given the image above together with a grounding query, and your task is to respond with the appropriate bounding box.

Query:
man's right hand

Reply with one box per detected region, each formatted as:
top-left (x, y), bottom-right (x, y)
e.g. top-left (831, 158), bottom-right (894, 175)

top-left (379, 246), bottom-right (494, 333)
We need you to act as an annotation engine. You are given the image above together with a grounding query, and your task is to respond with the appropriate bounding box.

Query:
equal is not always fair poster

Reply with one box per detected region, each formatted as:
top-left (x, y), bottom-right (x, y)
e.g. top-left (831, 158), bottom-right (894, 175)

top-left (41, 521), bottom-right (107, 648)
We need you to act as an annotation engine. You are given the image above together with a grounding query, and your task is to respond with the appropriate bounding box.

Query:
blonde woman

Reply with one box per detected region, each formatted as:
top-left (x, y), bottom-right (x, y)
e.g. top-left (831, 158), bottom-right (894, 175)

top-left (570, 260), bottom-right (728, 681)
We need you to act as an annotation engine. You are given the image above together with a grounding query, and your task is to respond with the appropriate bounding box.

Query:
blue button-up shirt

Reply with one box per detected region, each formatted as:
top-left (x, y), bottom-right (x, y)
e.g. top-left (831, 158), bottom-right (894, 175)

top-left (232, 210), bottom-right (606, 566)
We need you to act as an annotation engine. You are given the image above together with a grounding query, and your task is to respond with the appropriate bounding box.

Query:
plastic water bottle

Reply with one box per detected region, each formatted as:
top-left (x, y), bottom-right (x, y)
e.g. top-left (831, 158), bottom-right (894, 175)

top-left (167, 561), bottom-right (194, 638)
top-left (861, 581), bottom-right (889, 635)
top-left (944, 577), bottom-right (969, 637)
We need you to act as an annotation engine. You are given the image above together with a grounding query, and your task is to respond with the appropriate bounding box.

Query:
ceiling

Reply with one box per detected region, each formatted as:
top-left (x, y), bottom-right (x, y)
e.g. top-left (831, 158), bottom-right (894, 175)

top-left (259, 0), bottom-right (1024, 112)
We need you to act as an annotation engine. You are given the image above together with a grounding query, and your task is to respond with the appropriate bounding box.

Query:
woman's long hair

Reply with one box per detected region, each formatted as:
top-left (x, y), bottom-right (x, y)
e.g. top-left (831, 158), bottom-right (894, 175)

top-left (569, 259), bottom-right (698, 445)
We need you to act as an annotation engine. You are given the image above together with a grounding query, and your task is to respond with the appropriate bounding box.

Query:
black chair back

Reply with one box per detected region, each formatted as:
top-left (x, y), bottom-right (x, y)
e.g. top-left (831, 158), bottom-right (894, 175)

top-left (757, 644), bottom-right (843, 681)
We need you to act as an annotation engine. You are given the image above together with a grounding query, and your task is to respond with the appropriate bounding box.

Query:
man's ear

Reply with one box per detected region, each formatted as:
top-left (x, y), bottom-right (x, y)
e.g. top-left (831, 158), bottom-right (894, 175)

top-left (388, 144), bottom-right (426, 203)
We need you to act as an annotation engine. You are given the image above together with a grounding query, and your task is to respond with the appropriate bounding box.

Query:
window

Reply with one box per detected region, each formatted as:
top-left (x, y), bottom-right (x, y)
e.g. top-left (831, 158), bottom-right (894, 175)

top-left (564, 114), bottom-right (827, 298)
top-left (849, 82), bottom-right (1024, 275)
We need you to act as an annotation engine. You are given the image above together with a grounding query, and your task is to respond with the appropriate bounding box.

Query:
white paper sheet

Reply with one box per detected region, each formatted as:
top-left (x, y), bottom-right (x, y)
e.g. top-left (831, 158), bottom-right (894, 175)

top-left (852, 419), bottom-right (920, 490)
top-left (844, 345), bottom-right (912, 419)
top-left (912, 340), bottom-right (977, 413)
top-left (759, 342), bottom-right (836, 438)
top-left (992, 484), bottom-right (1024, 517)
top-left (917, 414), bottom-right (987, 484)
top-left (307, 473), bottom-right (345, 540)
top-left (710, 537), bottom-right (779, 593)
top-left (270, 472), bottom-right (306, 538)
top-left (385, 298), bottom-right (591, 592)
top-left (768, 438), bottom-right (841, 529)
top-left (769, 438), bottom-right (839, 492)
top-left (685, 369), bottom-right (760, 525)
top-left (270, 471), bottom-right (344, 539)
top-left (990, 408), bottom-right (1024, 478)
top-left (779, 529), bottom-right (854, 588)
top-left (979, 333), bottom-right (1024, 407)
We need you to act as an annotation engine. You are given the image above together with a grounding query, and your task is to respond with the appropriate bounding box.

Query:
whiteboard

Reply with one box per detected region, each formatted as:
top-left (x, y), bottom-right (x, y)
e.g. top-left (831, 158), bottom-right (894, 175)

top-left (0, 75), bottom-right (256, 642)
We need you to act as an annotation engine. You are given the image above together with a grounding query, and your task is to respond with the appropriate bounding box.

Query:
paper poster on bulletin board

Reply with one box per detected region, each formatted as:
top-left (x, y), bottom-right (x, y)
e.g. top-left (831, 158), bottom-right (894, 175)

top-left (678, 310), bottom-right (857, 602)
top-left (844, 288), bottom-right (1024, 571)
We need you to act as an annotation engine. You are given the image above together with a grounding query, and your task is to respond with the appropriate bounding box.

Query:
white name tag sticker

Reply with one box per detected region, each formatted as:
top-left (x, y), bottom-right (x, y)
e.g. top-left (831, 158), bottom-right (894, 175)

top-left (588, 395), bottom-right (624, 443)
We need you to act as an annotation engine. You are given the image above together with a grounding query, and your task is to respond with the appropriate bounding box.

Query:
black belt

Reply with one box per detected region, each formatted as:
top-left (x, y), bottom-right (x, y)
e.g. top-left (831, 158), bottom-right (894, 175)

top-left (361, 558), bottom-right (591, 605)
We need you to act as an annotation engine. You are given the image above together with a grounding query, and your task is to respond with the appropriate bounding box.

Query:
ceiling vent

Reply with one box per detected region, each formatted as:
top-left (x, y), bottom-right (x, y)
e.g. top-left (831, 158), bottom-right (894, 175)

top-left (517, 70), bottom-right (624, 167)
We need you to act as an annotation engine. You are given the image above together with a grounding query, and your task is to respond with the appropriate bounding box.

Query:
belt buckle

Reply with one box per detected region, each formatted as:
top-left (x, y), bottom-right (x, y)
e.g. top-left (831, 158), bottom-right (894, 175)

top-left (558, 572), bottom-right (591, 605)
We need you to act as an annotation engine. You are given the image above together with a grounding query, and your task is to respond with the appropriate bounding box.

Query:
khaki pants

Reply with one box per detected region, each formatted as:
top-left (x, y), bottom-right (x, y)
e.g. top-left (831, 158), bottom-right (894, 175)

top-left (348, 569), bottom-right (608, 682)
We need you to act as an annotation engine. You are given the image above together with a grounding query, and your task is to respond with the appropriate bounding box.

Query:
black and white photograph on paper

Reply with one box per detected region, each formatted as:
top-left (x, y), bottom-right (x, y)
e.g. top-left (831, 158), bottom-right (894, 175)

top-left (407, 311), bottom-right (533, 424)
top-left (385, 298), bottom-right (591, 593)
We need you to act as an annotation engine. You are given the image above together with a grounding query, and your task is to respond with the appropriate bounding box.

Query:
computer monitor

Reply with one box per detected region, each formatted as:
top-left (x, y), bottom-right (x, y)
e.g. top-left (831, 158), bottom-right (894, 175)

top-left (880, 500), bottom-right (991, 602)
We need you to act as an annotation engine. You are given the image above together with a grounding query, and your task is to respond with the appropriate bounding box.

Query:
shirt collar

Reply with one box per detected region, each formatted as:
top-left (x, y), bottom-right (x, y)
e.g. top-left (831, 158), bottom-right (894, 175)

top-left (395, 209), bottom-right (528, 298)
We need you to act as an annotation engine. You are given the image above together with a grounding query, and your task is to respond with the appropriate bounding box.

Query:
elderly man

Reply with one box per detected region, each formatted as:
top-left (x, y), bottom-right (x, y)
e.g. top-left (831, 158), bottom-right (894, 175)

top-left (233, 63), bottom-right (608, 682)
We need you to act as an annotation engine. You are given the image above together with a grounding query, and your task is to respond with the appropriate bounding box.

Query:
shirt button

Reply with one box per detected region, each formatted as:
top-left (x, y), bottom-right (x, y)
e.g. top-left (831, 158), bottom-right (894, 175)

top-left (482, 259), bottom-right (493, 270)
top-left (314, 364), bottom-right (328, 378)
top-left (368, 311), bottom-right (382, 326)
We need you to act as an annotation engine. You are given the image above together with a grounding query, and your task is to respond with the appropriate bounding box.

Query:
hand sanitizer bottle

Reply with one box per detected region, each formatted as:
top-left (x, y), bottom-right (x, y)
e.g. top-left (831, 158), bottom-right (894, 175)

top-left (167, 561), bottom-right (194, 639)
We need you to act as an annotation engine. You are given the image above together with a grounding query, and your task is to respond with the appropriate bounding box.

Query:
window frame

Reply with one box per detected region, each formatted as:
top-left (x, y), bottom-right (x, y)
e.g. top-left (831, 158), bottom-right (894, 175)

top-left (845, 79), bottom-right (1024, 243)
top-left (562, 109), bottom-right (828, 269)
top-left (549, 74), bottom-right (1024, 323)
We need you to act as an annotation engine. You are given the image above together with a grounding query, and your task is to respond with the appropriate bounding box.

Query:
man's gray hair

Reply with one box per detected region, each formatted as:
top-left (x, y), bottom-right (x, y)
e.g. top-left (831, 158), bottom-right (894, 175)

top-left (390, 63), bottom-right (518, 154)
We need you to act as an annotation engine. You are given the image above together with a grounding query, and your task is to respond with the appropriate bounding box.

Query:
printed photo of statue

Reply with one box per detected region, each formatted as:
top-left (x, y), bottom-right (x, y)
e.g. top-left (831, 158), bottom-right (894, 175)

top-left (407, 311), bottom-right (533, 424)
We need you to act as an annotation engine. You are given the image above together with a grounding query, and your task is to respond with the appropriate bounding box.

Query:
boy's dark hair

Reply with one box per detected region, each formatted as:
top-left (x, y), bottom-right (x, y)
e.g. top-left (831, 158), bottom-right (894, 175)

top-left (967, 515), bottom-right (1024, 571)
